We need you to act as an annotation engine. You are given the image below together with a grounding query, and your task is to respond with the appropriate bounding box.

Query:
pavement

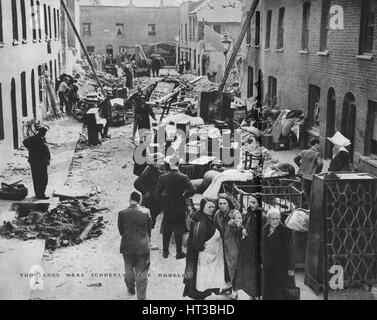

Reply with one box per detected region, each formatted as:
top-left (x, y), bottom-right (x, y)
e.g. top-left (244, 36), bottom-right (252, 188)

top-left (0, 116), bottom-right (82, 300)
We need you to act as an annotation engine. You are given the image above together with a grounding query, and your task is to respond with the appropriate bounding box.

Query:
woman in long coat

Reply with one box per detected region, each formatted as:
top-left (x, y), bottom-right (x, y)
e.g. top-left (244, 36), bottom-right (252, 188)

top-left (183, 199), bottom-right (225, 300)
top-left (213, 194), bottom-right (243, 300)
top-left (234, 195), bottom-right (262, 299)
top-left (262, 208), bottom-right (294, 300)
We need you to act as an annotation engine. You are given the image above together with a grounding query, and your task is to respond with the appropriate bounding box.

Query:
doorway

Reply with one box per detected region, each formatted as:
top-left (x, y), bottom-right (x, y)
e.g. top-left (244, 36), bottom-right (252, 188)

top-left (11, 78), bottom-right (19, 149)
top-left (325, 88), bottom-right (336, 159)
top-left (106, 45), bottom-right (113, 56)
top-left (247, 67), bottom-right (254, 98)
top-left (341, 92), bottom-right (356, 161)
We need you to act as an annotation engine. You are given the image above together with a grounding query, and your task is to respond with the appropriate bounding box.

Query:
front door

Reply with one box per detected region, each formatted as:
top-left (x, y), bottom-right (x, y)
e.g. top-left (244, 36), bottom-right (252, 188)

top-left (341, 93), bottom-right (356, 161)
top-left (325, 89), bottom-right (336, 159)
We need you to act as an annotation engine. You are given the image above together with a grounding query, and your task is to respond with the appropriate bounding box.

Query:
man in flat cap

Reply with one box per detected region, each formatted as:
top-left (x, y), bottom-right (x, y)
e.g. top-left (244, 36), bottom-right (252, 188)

top-left (23, 125), bottom-right (51, 200)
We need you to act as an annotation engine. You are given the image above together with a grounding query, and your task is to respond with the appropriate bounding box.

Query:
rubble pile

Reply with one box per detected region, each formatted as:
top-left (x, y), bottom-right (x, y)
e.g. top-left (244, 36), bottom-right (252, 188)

top-left (0, 199), bottom-right (107, 250)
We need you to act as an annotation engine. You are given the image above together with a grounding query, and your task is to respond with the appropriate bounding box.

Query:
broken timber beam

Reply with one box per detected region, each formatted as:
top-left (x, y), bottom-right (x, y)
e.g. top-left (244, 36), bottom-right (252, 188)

top-left (219, 0), bottom-right (260, 92)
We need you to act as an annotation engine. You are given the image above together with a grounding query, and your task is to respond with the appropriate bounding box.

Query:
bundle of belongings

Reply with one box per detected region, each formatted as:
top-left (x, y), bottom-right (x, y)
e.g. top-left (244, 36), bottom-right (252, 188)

top-left (0, 181), bottom-right (28, 201)
top-left (285, 209), bottom-right (310, 232)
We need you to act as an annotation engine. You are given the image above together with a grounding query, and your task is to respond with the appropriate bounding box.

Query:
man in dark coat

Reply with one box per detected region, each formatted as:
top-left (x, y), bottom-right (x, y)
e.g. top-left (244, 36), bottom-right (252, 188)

top-left (118, 191), bottom-right (152, 300)
top-left (98, 98), bottom-right (112, 139)
top-left (132, 93), bottom-right (156, 142)
top-left (23, 126), bottom-right (51, 200)
top-left (156, 156), bottom-right (196, 260)
top-left (134, 153), bottom-right (166, 228)
top-left (262, 209), bottom-right (294, 300)
top-left (151, 58), bottom-right (162, 78)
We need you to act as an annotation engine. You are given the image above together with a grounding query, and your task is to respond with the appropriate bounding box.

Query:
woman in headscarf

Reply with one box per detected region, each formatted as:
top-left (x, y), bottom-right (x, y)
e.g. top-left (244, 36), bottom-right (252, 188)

top-left (328, 131), bottom-right (354, 172)
top-left (234, 195), bottom-right (262, 299)
top-left (213, 194), bottom-right (243, 300)
top-left (183, 198), bottom-right (224, 300)
top-left (262, 208), bottom-right (294, 300)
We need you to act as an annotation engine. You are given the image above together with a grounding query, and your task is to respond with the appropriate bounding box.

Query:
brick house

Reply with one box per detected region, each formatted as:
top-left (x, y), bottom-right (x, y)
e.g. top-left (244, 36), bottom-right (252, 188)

top-left (0, 0), bottom-right (80, 170)
top-left (179, 0), bottom-right (242, 81)
top-left (240, 0), bottom-right (377, 176)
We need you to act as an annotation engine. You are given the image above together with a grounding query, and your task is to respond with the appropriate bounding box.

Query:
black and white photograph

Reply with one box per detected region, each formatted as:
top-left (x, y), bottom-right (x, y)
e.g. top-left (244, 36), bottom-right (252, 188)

top-left (0, 0), bottom-right (376, 302)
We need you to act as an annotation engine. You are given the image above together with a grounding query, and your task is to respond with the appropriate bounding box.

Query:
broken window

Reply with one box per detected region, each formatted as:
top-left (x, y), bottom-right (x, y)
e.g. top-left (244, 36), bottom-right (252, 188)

top-left (21, 72), bottom-right (28, 117)
top-left (277, 7), bottom-right (285, 49)
top-left (148, 24), bottom-right (156, 36)
top-left (82, 23), bottom-right (91, 36)
top-left (116, 24), bottom-right (124, 36)
top-left (265, 10), bottom-right (272, 49)
top-left (301, 2), bottom-right (311, 51)
top-left (359, 0), bottom-right (376, 54)
top-left (319, 0), bottom-right (331, 51)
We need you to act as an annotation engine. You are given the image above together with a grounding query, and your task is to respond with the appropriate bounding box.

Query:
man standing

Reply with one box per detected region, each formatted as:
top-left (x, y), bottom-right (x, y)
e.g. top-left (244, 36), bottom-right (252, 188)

top-left (134, 153), bottom-right (166, 229)
top-left (118, 191), bottom-right (152, 300)
top-left (156, 156), bottom-right (196, 260)
top-left (132, 93), bottom-right (156, 143)
top-left (57, 77), bottom-right (69, 113)
top-left (293, 138), bottom-right (323, 204)
top-left (23, 126), bottom-right (51, 200)
top-left (151, 57), bottom-right (161, 78)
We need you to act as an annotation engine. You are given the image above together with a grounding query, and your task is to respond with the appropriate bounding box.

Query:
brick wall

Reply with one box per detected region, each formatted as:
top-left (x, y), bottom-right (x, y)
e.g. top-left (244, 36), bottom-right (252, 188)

top-left (241, 0), bottom-right (377, 170)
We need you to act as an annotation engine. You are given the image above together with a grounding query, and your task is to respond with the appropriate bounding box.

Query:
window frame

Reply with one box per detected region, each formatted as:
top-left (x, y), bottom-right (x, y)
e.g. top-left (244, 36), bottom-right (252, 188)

top-left (116, 23), bottom-right (125, 37)
top-left (246, 11), bottom-right (251, 45)
top-left (265, 10), bottom-right (272, 49)
top-left (82, 23), bottom-right (91, 36)
top-left (301, 2), bottom-right (311, 51)
top-left (319, 0), bottom-right (331, 52)
top-left (0, 83), bottom-right (4, 140)
top-left (148, 24), bottom-right (156, 36)
top-left (359, 0), bottom-right (376, 55)
top-left (12, 0), bottom-right (19, 43)
top-left (267, 76), bottom-right (277, 106)
top-left (277, 7), bottom-right (285, 50)
top-left (255, 11), bottom-right (260, 47)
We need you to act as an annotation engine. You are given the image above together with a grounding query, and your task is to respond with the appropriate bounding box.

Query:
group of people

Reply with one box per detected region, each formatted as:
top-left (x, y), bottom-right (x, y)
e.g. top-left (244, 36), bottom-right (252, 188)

top-left (178, 59), bottom-right (191, 75)
top-left (294, 131), bottom-right (354, 205)
top-left (56, 74), bottom-right (81, 115)
top-left (118, 147), bottom-right (297, 300)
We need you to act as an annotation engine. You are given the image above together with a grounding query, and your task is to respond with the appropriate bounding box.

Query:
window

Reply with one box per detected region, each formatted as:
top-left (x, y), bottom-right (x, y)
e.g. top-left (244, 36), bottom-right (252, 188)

top-left (366, 101), bottom-right (377, 156)
top-left (265, 10), bottom-right (272, 49)
top-left (148, 24), bottom-right (156, 36)
top-left (43, 4), bottom-right (48, 39)
top-left (31, 0), bottom-right (37, 41)
top-left (301, 2), bottom-right (311, 51)
top-left (194, 49), bottom-right (197, 69)
top-left (38, 65), bottom-right (43, 102)
top-left (12, 0), bottom-right (19, 42)
top-left (37, 1), bottom-right (41, 40)
top-left (116, 24), bottom-right (124, 36)
top-left (53, 8), bottom-right (57, 39)
top-left (0, 0), bottom-right (3, 44)
top-left (359, 0), bottom-right (376, 54)
top-left (267, 76), bottom-right (277, 106)
top-left (21, 72), bottom-right (27, 117)
top-left (247, 67), bottom-right (254, 98)
top-left (246, 11), bottom-right (251, 45)
top-left (82, 23), bottom-right (91, 36)
top-left (31, 70), bottom-right (36, 119)
top-left (20, 0), bottom-right (27, 41)
top-left (48, 6), bottom-right (51, 39)
top-left (255, 11), bottom-right (260, 46)
top-left (87, 46), bottom-right (95, 54)
top-left (185, 23), bottom-right (187, 41)
top-left (193, 18), bottom-right (196, 40)
top-left (57, 9), bottom-right (60, 38)
top-left (213, 24), bottom-right (222, 34)
top-left (277, 7), bottom-right (285, 49)
top-left (320, 0), bottom-right (331, 51)
top-left (0, 83), bottom-right (3, 140)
